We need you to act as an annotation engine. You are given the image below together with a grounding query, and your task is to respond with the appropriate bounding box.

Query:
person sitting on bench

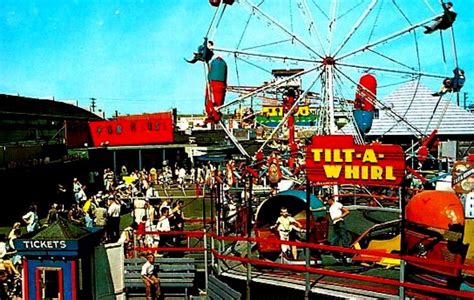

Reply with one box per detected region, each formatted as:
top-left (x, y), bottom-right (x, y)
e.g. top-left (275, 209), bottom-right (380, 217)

top-left (141, 252), bottom-right (161, 300)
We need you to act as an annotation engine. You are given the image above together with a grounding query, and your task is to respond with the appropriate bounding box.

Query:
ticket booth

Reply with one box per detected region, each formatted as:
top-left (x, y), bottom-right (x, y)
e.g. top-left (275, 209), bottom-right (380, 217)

top-left (15, 219), bottom-right (103, 300)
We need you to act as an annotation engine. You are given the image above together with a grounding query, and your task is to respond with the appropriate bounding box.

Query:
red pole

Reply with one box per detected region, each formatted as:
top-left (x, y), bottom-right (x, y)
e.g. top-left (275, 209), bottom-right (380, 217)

top-left (286, 93), bottom-right (295, 147)
top-left (285, 90), bottom-right (297, 168)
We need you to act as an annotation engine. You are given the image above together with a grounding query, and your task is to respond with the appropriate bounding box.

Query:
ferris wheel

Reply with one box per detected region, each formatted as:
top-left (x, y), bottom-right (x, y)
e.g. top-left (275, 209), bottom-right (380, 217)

top-left (193, 0), bottom-right (461, 162)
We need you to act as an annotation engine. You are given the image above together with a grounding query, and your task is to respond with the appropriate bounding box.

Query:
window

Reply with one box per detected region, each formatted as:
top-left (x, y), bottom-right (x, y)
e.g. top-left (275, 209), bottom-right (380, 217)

top-left (155, 122), bottom-right (160, 130)
top-left (107, 125), bottom-right (113, 134)
top-left (130, 122), bottom-right (136, 132)
top-left (147, 122), bottom-right (153, 131)
top-left (374, 109), bottom-right (380, 119)
top-left (97, 126), bottom-right (102, 134)
top-left (116, 125), bottom-right (122, 134)
top-left (28, 128), bottom-right (39, 139)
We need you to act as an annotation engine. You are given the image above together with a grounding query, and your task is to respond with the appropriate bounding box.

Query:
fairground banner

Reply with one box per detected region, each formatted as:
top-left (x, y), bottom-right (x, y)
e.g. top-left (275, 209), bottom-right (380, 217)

top-left (306, 135), bottom-right (405, 186)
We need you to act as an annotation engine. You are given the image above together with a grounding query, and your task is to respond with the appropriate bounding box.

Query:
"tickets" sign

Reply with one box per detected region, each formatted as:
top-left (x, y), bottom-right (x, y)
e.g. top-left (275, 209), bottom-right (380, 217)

top-left (306, 135), bottom-right (405, 186)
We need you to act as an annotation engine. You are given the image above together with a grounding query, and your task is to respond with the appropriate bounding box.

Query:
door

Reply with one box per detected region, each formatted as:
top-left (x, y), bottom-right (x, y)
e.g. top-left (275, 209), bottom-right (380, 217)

top-left (36, 267), bottom-right (63, 300)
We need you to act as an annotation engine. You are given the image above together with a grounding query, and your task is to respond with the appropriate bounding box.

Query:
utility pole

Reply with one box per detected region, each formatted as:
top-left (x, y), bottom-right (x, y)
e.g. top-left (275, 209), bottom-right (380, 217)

top-left (90, 97), bottom-right (97, 112)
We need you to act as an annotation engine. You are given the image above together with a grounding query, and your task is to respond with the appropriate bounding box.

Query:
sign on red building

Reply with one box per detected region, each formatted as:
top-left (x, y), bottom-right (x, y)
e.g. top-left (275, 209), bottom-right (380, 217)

top-left (89, 113), bottom-right (174, 147)
top-left (306, 135), bottom-right (405, 186)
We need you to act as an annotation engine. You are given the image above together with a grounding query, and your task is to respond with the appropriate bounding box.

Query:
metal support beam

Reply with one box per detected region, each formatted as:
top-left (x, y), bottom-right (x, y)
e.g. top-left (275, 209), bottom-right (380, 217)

top-left (138, 149), bottom-right (142, 170)
top-left (305, 179), bottom-right (311, 299)
top-left (112, 151), bottom-right (117, 175)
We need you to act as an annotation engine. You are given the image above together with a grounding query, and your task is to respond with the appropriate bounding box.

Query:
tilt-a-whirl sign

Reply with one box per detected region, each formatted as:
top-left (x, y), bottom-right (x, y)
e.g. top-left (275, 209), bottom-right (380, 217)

top-left (306, 135), bottom-right (405, 186)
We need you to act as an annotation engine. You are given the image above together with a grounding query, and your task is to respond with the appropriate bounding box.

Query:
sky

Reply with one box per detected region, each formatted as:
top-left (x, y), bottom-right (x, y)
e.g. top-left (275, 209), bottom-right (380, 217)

top-left (1, 0), bottom-right (473, 118)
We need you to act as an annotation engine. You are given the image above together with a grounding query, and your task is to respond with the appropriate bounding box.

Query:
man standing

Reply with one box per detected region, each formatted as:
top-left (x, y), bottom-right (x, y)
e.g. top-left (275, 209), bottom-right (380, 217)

top-left (327, 197), bottom-right (351, 248)
top-left (141, 253), bottom-right (161, 300)
top-left (46, 203), bottom-right (59, 225)
top-left (157, 207), bottom-right (171, 248)
top-left (107, 196), bottom-right (121, 242)
top-left (22, 205), bottom-right (39, 233)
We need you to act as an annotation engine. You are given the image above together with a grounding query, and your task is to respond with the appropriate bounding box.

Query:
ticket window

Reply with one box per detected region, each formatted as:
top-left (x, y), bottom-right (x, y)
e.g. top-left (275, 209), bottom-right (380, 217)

top-left (36, 267), bottom-right (63, 300)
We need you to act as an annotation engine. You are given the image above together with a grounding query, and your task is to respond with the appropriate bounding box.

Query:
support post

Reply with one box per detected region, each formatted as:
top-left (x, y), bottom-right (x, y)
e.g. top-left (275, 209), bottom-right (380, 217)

top-left (203, 190), bottom-right (208, 282)
top-left (210, 180), bottom-right (215, 233)
top-left (112, 150), bottom-right (117, 175)
top-left (399, 184), bottom-right (406, 299)
top-left (219, 183), bottom-right (224, 262)
top-left (246, 175), bottom-right (253, 300)
top-left (305, 179), bottom-right (311, 299)
top-left (203, 229), bottom-right (208, 294)
top-left (325, 64), bottom-right (339, 200)
top-left (138, 149), bottom-right (142, 171)
top-left (210, 181), bottom-right (217, 274)
top-left (216, 181), bottom-right (221, 236)
top-left (133, 228), bottom-right (137, 258)
top-left (211, 232), bottom-right (215, 275)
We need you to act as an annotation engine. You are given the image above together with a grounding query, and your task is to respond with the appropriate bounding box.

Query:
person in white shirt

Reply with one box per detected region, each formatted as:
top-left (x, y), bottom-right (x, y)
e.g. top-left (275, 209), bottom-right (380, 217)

top-left (133, 196), bottom-right (147, 225)
top-left (118, 222), bottom-right (138, 258)
top-left (0, 234), bottom-right (7, 260)
top-left (75, 186), bottom-right (87, 204)
top-left (157, 207), bottom-right (171, 247)
top-left (107, 198), bottom-right (121, 242)
top-left (145, 187), bottom-right (160, 202)
top-left (73, 178), bottom-right (82, 199)
top-left (270, 207), bottom-right (304, 260)
top-left (22, 205), bottom-right (39, 233)
top-left (177, 167), bottom-right (187, 188)
top-left (327, 196), bottom-right (351, 247)
top-left (141, 253), bottom-right (160, 299)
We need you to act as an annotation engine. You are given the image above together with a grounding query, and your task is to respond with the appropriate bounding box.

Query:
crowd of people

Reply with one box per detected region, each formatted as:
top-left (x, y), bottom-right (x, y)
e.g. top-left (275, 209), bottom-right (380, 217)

top-left (0, 156), bottom-right (296, 298)
top-left (8, 159), bottom-right (250, 245)
top-left (0, 161), bottom-right (220, 299)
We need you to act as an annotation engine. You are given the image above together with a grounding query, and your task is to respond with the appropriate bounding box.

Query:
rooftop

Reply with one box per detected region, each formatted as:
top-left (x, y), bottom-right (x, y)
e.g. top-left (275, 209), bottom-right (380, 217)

top-left (339, 81), bottom-right (474, 137)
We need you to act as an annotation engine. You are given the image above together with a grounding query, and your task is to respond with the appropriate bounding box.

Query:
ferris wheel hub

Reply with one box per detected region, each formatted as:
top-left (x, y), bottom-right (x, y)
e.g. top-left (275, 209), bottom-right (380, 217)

top-left (322, 56), bottom-right (336, 66)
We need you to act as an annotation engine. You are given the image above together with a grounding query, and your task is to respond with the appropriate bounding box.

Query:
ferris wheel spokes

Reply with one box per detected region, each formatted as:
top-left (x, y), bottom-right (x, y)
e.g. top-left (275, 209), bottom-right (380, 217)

top-left (334, 67), bottom-right (426, 137)
top-left (337, 14), bottom-right (438, 61)
top-left (333, 0), bottom-right (379, 57)
top-left (327, 0), bottom-right (338, 55)
top-left (240, 38), bottom-right (292, 51)
top-left (365, 48), bottom-right (417, 71)
top-left (336, 62), bottom-right (447, 79)
top-left (297, 0), bottom-right (328, 57)
top-left (218, 120), bottom-right (251, 159)
top-left (213, 47), bottom-right (320, 64)
top-left (240, 0), bottom-right (323, 59)
top-left (215, 66), bottom-right (320, 111)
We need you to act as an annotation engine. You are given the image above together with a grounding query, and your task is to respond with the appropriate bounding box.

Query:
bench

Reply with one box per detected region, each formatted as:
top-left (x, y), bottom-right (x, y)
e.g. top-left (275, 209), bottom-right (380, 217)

top-left (124, 257), bottom-right (196, 299)
top-left (207, 275), bottom-right (241, 300)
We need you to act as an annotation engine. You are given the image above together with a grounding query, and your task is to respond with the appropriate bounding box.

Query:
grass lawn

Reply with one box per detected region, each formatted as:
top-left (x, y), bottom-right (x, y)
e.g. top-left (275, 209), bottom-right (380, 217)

top-left (0, 186), bottom-right (212, 236)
